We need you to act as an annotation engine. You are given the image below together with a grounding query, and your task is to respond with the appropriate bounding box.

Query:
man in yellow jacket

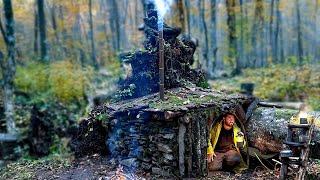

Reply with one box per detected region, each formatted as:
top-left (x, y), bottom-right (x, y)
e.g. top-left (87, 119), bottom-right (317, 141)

top-left (207, 113), bottom-right (247, 172)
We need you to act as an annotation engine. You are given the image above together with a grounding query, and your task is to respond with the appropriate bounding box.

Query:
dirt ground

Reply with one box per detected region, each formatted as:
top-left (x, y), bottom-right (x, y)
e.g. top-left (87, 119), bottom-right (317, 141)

top-left (33, 155), bottom-right (281, 180)
top-left (1, 154), bottom-right (319, 179)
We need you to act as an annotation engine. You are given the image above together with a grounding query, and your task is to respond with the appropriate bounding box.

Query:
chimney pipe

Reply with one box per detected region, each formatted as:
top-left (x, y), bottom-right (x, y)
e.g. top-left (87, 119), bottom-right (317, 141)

top-left (159, 29), bottom-right (165, 100)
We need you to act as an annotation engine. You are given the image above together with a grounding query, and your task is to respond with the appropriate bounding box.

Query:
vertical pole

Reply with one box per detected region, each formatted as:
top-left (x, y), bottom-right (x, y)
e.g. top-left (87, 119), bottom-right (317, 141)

top-left (159, 29), bottom-right (165, 100)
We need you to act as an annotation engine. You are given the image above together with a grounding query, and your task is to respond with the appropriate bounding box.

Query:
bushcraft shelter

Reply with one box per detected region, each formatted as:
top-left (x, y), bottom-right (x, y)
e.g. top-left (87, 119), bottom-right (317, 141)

top-left (71, 4), bottom-right (256, 178)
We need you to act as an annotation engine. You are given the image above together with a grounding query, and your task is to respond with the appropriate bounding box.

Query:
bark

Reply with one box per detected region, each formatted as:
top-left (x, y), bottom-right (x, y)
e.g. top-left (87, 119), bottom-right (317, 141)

top-left (226, 0), bottom-right (239, 74)
top-left (50, 5), bottom-right (59, 43)
top-left (251, 0), bottom-right (264, 68)
top-left (315, 0), bottom-right (320, 62)
top-left (33, 9), bottom-right (39, 55)
top-left (134, 0), bottom-right (139, 28)
top-left (276, 0), bottom-right (284, 63)
top-left (238, 0), bottom-right (245, 69)
top-left (198, 0), bottom-right (209, 72)
top-left (107, 0), bottom-right (120, 51)
top-left (56, 5), bottom-right (68, 57)
top-left (1, 0), bottom-right (17, 135)
top-left (176, 0), bottom-right (185, 33)
top-left (37, 0), bottom-right (49, 62)
top-left (209, 0), bottom-right (217, 77)
top-left (72, 3), bottom-right (86, 67)
top-left (119, 0), bottom-right (129, 50)
top-left (274, 0), bottom-right (280, 63)
top-left (184, 0), bottom-right (191, 36)
top-left (88, 0), bottom-right (98, 69)
top-left (270, 0), bottom-right (276, 63)
top-left (247, 107), bottom-right (320, 158)
top-left (178, 121), bottom-right (186, 176)
top-left (184, 0), bottom-right (190, 34)
top-left (295, 0), bottom-right (303, 65)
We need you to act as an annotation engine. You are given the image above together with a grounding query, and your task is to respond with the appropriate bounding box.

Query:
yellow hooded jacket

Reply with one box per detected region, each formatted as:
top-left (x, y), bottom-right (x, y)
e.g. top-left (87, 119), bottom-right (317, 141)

top-left (207, 120), bottom-right (247, 171)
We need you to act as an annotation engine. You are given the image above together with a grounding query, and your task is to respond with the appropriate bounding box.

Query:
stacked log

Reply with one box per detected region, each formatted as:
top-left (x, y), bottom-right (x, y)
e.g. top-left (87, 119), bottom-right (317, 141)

top-left (105, 109), bottom-right (179, 176)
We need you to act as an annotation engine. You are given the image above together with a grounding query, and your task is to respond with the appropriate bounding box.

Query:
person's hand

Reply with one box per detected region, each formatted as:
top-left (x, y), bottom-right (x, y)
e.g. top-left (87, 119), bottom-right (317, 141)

top-left (207, 153), bottom-right (214, 162)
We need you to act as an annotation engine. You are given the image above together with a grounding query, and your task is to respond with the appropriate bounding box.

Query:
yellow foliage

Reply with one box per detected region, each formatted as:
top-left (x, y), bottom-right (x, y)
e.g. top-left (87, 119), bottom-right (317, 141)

top-left (15, 62), bottom-right (49, 94)
top-left (15, 60), bottom-right (93, 104)
top-left (212, 64), bottom-right (320, 111)
top-left (49, 61), bottom-right (93, 103)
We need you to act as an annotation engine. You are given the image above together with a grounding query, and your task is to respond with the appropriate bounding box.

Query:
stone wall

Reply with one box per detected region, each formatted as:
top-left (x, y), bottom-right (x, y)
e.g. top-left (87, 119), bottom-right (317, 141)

top-left (104, 107), bottom-right (217, 178)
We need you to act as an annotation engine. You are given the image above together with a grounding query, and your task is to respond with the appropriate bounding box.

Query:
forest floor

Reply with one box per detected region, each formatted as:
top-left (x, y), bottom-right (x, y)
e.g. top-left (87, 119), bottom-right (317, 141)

top-left (2, 154), bottom-right (319, 179)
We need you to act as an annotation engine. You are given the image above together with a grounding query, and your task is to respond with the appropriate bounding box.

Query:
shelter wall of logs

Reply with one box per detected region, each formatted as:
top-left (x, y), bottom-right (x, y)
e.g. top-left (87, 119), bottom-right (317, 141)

top-left (105, 106), bottom-right (212, 177)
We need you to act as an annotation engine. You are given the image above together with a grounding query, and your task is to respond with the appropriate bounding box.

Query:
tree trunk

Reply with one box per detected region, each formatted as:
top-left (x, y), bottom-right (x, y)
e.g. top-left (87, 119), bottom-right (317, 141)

top-left (209, 0), bottom-right (217, 77)
top-left (184, 0), bottom-right (191, 36)
top-left (119, 0), bottom-right (129, 50)
top-left (295, 0), bottom-right (303, 65)
top-left (270, 0), bottom-right (276, 63)
top-left (315, 0), bottom-right (320, 62)
top-left (50, 5), bottom-right (59, 43)
top-left (1, 0), bottom-right (17, 135)
top-left (33, 8), bottom-right (39, 55)
top-left (238, 0), bottom-right (245, 69)
top-left (226, 0), bottom-right (239, 74)
top-left (107, 0), bottom-right (120, 52)
top-left (88, 0), bottom-right (98, 69)
top-left (198, 0), bottom-right (209, 73)
top-left (276, 0), bottom-right (284, 63)
top-left (72, 3), bottom-right (86, 67)
top-left (37, 0), bottom-right (49, 62)
top-left (251, 0), bottom-right (264, 68)
top-left (176, 0), bottom-right (185, 33)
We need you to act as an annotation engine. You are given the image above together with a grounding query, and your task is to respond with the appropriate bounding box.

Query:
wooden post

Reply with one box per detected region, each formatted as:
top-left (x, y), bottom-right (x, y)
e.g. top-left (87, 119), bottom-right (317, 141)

top-left (178, 121), bottom-right (186, 177)
top-left (159, 29), bottom-right (164, 100)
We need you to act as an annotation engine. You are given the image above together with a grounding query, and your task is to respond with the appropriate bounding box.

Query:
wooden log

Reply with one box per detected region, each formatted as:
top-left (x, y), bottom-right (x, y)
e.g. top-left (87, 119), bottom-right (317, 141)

top-left (165, 111), bottom-right (184, 120)
top-left (187, 119), bottom-right (192, 177)
top-left (247, 107), bottom-right (320, 158)
top-left (258, 101), bottom-right (283, 108)
top-left (194, 118), bottom-right (201, 176)
top-left (178, 121), bottom-right (186, 177)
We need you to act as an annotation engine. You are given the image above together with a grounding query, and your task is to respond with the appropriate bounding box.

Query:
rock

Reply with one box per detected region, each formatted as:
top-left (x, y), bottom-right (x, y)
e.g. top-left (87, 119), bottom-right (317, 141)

top-left (163, 153), bottom-right (174, 161)
top-left (120, 158), bottom-right (139, 169)
top-left (152, 167), bottom-right (171, 177)
top-left (157, 143), bottom-right (173, 153)
top-left (141, 162), bottom-right (152, 170)
top-left (161, 133), bottom-right (175, 140)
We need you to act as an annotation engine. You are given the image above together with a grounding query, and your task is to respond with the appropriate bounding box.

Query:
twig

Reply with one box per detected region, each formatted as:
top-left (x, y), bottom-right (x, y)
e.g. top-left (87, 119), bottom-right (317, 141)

top-left (254, 152), bottom-right (271, 170)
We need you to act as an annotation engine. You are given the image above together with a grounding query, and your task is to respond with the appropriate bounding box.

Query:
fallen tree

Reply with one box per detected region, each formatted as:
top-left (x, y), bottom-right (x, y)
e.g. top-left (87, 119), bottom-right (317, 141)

top-left (247, 106), bottom-right (320, 158)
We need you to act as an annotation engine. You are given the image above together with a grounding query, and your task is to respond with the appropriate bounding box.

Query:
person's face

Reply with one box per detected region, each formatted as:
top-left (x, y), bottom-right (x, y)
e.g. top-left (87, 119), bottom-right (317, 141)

top-left (224, 114), bottom-right (235, 127)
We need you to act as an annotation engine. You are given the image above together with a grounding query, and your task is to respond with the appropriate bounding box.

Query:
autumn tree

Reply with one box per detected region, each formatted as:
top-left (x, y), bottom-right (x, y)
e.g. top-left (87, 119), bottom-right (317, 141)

top-left (295, 0), bottom-right (303, 65)
top-left (226, 0), bottom-right (240, 74)
top-left (0, 0), bottom-right (17, 136)
top-left (37, 0), bottom-right (49, 62)
top-left (198, 0), bottom-right (209, 73)
top-left (89, 0), bottom-right (98, 69)
top-left (209, 0), bottom-right (217, 76)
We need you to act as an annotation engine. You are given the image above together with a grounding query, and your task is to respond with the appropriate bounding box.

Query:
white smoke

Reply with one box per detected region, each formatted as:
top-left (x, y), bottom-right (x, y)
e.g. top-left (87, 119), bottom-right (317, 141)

top-left (154, 0), bottom-right (173, 30)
